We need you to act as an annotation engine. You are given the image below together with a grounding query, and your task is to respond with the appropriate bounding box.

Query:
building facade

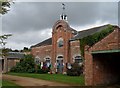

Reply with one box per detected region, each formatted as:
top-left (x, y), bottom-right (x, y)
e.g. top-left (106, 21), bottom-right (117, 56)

top-left (31, 13), bottom-right (81, 73)
top-left (1, 52), bottom-right (24, 73)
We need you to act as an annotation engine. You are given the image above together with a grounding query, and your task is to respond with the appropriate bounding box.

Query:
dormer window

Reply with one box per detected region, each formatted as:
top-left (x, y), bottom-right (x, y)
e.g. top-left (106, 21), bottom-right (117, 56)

top-left (57, 38), bottom-right (64, 47)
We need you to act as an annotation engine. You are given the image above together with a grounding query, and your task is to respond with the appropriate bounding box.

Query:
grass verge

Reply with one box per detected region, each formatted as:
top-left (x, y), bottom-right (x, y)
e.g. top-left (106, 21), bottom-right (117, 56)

top-left (2, 80), bottom-right (22, 88)
top-left (7, 72), bottom-right (85, 86)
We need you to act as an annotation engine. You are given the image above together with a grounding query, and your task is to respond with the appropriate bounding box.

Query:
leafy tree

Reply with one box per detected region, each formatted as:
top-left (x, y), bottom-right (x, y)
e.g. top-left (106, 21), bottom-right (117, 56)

top-left (0, 34), bottom-right (12, 72)
top-left (0, 34), bottom-right (12, 46)
top-left (12, 49), bottom-right (19, 52)
top-left (0, 0), bottom-right (12, 15)
top-left (20, 47), bottom-right (31, 52)
top-left (0, 34), bottom-right (12, 56)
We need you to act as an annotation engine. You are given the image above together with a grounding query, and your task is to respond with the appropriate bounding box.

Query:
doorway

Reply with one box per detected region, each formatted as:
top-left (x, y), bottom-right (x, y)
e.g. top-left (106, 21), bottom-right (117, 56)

top-left (56, 56), bottom-right (64, 73)
top-left (92, 53), bottom-right (120, 85)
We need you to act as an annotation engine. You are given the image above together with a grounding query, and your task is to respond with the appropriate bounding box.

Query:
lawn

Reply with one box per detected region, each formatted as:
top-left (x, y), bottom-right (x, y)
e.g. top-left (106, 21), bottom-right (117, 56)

top-left (2, 80), bottom-right (22, 88)
top-left (7, 72), bottom-right (85, 86)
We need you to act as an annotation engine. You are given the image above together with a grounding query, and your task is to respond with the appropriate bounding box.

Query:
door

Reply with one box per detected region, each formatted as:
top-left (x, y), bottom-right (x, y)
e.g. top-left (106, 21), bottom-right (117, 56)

top-left (57, 59), bottom-right (63, 73)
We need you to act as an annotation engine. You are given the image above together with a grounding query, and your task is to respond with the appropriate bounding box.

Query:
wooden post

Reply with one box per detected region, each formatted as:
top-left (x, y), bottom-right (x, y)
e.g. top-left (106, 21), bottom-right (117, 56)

top-left (3, 56), bottom-right (8, 73)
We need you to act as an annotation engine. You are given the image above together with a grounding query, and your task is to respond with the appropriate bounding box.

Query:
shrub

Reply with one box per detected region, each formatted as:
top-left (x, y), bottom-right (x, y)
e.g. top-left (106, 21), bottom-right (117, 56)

top-left (36, 65), bottom-right (49, 74)
top-left (28, 68), bottom-right (35, 73)
top-left (10, 54), bottom-right (35, 73)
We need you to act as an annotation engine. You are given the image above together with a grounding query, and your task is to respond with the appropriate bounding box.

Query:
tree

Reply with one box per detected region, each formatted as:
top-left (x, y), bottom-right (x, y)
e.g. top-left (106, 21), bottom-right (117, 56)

top-left (0, 34), bottom-right (12, 72)
top-left (0, 0), bottom-right (12, 14)
top-left (0, 34), bottom-right (12, 48)
top-left (23, 47), bottom-right (29, 51)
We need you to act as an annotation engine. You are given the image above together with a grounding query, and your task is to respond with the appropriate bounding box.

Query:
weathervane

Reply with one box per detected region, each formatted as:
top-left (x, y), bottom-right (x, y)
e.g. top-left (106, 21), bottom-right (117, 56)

top-left (62, 3), bottom-right (65, 11)
top-left (60, 3), bottom-right (67, 21)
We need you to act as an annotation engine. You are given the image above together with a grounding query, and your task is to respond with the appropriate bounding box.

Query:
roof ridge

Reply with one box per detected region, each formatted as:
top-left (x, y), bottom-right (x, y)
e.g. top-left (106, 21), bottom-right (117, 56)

top-left (31, 37), bottom-right (52, 48)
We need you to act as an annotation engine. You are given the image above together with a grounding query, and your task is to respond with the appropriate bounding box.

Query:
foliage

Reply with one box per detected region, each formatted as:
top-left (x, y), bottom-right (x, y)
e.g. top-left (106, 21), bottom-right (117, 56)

top-left (0, 34), bottom-right (12, 47)
top-left (0, 48), bottom-right (12, 56)
top-left (0, 34), bottom-right (12, 58)
top-left (0, 0), bottom-right (12, 14)
top-left (36, 64), bottom-right (49, 74)
top-left (2, 80), bottom-right (22, 88)
top-left (10, 54), bottom-right (50, 74)
top-left (10, 54), bottom-right (35, 73)
top-left (7, 72), bottom-right (85, 85)
top-left (67, 63), bottom-right (83, 76)
top-left (21, 47), bottom-right (31, 52)
top-left (80, 24), bottom-right (114, 56)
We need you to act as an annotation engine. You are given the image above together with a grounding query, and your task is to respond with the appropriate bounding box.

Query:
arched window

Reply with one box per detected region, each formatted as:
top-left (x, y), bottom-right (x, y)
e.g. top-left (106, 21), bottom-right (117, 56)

top-left (57, 38), bottom-right (64, 47)
top-left (35, 56), bottom-right (40, 65)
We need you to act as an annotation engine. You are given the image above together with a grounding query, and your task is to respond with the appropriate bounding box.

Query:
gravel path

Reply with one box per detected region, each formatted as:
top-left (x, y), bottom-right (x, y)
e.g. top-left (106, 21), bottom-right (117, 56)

top-left (3, 74), bottom-right (73, 87)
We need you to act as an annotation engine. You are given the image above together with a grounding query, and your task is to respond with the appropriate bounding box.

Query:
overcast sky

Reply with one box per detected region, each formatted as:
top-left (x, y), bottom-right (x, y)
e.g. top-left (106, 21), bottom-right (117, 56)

top-left (1, 1), bottom-right (119, 50)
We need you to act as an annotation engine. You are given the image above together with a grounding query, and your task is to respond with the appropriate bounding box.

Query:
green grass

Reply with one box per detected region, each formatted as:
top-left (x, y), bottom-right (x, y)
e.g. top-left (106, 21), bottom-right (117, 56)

top-left (7, 72), bottom-right (85, 86)
top-left (2, 80), bottom-right (22, 88)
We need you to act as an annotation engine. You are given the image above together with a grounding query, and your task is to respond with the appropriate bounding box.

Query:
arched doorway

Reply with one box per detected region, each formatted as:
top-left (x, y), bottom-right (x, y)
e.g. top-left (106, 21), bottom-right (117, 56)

top-left (56, 55), bottom-right (64, 73)
top-left (44, 57), bottom-right (51, 68)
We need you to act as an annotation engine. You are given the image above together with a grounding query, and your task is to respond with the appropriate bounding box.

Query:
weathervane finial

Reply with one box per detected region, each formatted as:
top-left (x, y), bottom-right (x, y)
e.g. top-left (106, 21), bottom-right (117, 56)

top-left (62, 3), bottom-right (65, 11)
top-left (60, 3), bottom-right (67, 21)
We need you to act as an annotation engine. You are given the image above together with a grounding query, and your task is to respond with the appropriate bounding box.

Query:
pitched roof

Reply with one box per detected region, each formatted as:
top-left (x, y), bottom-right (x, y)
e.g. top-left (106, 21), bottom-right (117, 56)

top-left (71, 24), bottom-right (112, 41)
top-left (31, 24), bottom-right (116, 48)
top-left (7, 52), bottom-right (24, 59)
top-left (31, 38), bottom-right (52, 48)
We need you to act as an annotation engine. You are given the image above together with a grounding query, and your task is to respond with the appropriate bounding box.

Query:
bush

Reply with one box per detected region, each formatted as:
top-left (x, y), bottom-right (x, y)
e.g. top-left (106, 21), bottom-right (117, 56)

top-left (36, 66), bottom-right (49, 74)
top-left (67, 63), bottom-right (83, 76)
top-left (10, 54), bottom-right (35, 73)
top-left (28, 68), bottom-right (35, 73)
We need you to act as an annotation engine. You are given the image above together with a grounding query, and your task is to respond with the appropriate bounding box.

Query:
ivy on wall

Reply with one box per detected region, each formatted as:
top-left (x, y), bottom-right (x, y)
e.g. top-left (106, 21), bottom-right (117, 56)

top-left (80, 24), bottom-right (114, 57)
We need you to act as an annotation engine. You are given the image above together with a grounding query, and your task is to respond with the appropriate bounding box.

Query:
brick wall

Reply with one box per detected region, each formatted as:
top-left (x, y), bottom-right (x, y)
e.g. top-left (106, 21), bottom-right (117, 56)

top-left (84, 47), bottom-right (93, 85)
top-left (31, 45), bottom-right (52, 62)
top-left (70, 40), bottom-right (81, 63)
top-left (7, 59), bottom-right (20, 71)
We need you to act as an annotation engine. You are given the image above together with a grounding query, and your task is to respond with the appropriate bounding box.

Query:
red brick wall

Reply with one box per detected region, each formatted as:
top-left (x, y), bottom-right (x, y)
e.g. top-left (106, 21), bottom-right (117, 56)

top-left (84, 48), bottom-right (93, 85)
top-left (7, 59), bottom-right (20, 71)
top-left (31, 45), bottom-right (52, 62)
top-left (70, 40), bottom-right (81, 63)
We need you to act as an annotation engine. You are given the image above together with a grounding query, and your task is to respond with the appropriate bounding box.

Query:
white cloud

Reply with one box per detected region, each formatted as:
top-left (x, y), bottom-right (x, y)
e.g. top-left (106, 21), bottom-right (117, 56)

top-left (73, 20), bottom-right (109, 31)
top-left (2, 2), bottom-right (118, 50)
top-left (5, 28), bottom-right (52, 50)
top-left (15, 0), bottom-right (119, 2)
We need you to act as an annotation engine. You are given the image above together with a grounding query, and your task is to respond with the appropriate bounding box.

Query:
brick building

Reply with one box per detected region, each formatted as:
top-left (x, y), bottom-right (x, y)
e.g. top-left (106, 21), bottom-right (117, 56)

top-left (31, 10), bottom-right (120, 76)
top-left (84, 26), bottom-right (120, 85)
top-left (1, 52), bottom-right (24, 73)
top-left (31, 5), bottom-right (120, 85)
top-left (31, 14), bottom-right (81, 73)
